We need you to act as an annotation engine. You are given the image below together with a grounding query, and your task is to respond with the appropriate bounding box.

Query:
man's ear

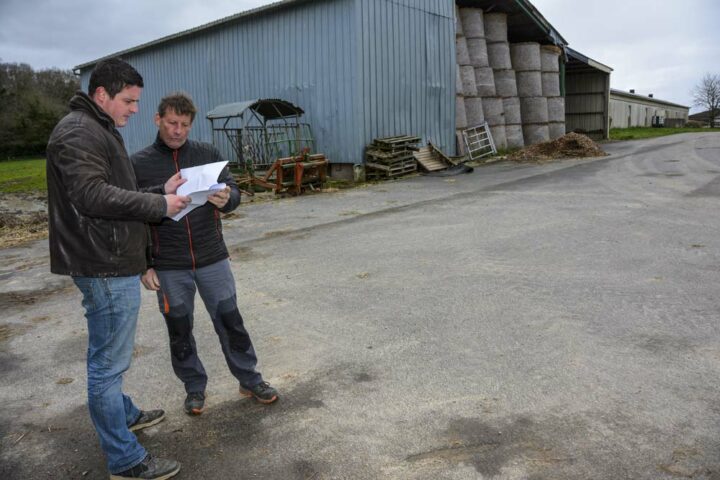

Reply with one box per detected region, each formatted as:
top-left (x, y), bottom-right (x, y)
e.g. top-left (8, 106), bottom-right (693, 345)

top-left (93, 86), bottom-right (108, 103)
top-left (154, 112), bottom-right (161, 127)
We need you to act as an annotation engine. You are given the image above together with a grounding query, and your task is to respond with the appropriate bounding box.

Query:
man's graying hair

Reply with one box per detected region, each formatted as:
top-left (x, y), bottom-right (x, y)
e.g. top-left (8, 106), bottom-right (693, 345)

top-left (158, 92), bottom-right (197, 122)
top-left (88, 58), bottom-right (143, 98)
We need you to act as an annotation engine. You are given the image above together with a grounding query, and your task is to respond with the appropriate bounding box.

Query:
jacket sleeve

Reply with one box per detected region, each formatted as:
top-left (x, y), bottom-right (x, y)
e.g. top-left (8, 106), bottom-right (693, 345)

top-left (51, 125), bottom-right (166, 222)
top-left (215, 147), bottom-right (241, 214)
top-left (139, 184), bottom-right (165, 195)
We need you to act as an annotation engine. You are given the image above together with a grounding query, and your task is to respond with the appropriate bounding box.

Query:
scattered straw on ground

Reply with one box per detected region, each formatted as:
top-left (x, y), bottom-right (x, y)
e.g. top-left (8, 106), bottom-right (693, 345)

top-left (0, 212), bottom-right (48, 249)
top-left (507, 132), bottom-right (608, 163)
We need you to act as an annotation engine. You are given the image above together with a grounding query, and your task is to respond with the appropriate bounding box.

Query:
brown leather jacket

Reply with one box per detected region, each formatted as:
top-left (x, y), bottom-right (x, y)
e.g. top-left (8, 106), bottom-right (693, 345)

top-left (46, 92), bottom-right (166, 277)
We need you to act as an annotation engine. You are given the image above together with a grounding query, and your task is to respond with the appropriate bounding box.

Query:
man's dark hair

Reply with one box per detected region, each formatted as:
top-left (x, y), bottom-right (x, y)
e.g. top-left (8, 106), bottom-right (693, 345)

top-left (87, 58), bottom-right (143, 98)
top-left (158, 92), bottom-right (197, 122)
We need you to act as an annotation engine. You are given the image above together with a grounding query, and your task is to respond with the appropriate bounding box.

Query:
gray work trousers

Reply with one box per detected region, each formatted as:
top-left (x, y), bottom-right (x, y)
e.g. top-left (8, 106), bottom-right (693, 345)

top-left (154, 259), bottom-right (262, 393)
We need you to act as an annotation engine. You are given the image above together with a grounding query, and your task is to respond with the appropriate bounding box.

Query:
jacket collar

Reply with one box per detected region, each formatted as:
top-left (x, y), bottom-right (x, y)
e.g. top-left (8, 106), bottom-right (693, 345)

top-left (153, 133), bottom-right (191, 153)
top-left (69, 91), bottom-right (116, 131)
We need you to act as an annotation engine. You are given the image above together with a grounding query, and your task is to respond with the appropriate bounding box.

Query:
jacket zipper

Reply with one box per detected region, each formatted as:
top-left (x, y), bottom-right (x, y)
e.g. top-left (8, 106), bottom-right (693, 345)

top-left (173, 150), bottom-right (196, 270)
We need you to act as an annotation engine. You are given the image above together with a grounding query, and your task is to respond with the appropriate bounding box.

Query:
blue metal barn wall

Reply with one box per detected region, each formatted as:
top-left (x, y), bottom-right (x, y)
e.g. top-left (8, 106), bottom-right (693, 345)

top-left (357, 0), bottom-right (455, 154)
top-left (80, 0), bottom-right (456, 162)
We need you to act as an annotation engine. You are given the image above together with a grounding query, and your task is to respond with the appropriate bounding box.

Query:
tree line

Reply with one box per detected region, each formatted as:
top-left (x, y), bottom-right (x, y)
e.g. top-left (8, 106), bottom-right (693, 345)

top-left (0, 61), bottom-right (80, 159)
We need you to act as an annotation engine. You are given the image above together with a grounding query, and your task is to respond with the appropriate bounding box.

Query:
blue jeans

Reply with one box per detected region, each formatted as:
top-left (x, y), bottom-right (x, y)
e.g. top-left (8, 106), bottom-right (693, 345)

top-left (73, 276), bottom-right (147, 474)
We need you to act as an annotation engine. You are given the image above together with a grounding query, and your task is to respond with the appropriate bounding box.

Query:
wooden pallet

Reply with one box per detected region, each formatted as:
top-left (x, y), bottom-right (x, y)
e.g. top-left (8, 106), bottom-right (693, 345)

top-left (413, 142), bottom-right (456, 172)
top-left (365, 158), bottom-right (417, 179)
top-left (366, 149), bottom-right (416, 162)
top-left (370, 135), bottom-right (421, 153)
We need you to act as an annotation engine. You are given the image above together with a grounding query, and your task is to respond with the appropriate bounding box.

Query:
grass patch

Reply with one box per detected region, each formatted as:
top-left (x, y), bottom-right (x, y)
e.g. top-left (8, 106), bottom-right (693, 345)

top-left (0, 158), bottom-right (47, 193)
top-left (609, 127), bottom-right (719, 141)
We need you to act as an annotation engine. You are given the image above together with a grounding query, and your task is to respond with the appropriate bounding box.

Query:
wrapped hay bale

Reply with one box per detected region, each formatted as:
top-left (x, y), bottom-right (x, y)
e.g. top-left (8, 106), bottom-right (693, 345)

top-left (465, 97), bottom-right (485, 127)
top-left (520, 96), bottom-right (549, 124)
top-left (547, 97), bottom-right (565, 123)
top-left (541, 45), bottom-right (562, 73)
top-left (494, 69), bottom-right (518, 97)
top-left (456, 95), bottom-right (468, 129)
top-left (542, 72), bottom-right (561, 97)
top-left (460, 65), bottom-right (478, 97)
top-left (456, 64), bottom-right (464, 96)
top-left (516, 70), bottom-right (543, 97)
top-left (484, 12), bottom-right (508, 43)
top-left (487, 41), bottom-right (511, 70)
top-left (459, 8), bottom-right (485, 39)
top-left (456, 130), bottom-right (468, 156)
top-left (510, 42), bottom-right (542, 72)
top-left (481, 97), bottom-right (505, 126)
top-left (549, 122), bottom-right (566, 140)
top-left (502, 97), bottom-right (522, 124)
top-left (489, 124), bottom-right (507, 150)
top-left (456, 37), bottom-right (470, 65)
top-left (455, 4), bottom-right (463, 37)
top-left (467, 37), bottom-right (489, 67)
top-left (522, 123), bottom-right (550, 146)
top-left (505, 124), bottom-right (525, 150)
top-left (474, 66), bottom-right (497, 96)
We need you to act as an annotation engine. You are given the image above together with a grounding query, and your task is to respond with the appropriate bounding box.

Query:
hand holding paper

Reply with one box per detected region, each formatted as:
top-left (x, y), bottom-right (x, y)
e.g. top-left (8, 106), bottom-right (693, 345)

top-left (207, 186), bottom-right (231, 209)
top-left (171, 161), bottom-right (228, 221)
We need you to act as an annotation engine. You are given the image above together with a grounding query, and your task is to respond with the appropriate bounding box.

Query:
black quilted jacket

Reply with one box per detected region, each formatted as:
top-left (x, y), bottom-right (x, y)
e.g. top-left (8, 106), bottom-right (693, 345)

top-left (131, 136), bottom-right (240, 270)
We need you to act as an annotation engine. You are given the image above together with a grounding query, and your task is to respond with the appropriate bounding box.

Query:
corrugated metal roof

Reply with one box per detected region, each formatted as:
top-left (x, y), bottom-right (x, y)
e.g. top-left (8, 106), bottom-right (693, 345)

top-left (75, 0), bottom-right (313, 70)
top-left (610, 89), bottom-right (689, 110)
top-left (566, 47), bottom-right (613, 74)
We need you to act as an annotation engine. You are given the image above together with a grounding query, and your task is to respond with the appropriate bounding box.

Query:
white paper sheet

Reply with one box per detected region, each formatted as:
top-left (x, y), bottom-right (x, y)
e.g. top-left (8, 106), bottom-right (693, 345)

top-left (171, 161), bottom-right (228, 221)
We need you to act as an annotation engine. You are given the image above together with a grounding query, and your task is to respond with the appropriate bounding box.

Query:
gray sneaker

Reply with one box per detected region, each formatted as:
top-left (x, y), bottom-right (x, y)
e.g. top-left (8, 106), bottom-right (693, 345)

top-left (240, 381), bottom-right (279, 404)
top-left (184, 391), bottom-right (206, 415)
top-left (129, 410), bottom-right (165, 432)
top-left (110, 454), bottom-right (180, 480)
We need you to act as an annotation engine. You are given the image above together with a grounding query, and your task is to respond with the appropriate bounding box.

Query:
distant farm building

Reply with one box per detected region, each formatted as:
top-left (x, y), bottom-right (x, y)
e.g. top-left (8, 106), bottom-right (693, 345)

top-left (609, 89), bottom-right (689, 129)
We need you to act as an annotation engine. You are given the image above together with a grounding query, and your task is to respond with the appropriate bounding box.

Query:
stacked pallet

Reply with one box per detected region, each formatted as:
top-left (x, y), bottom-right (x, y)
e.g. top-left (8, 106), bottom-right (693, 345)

top-left (365, 135), bottom-right (420, 179)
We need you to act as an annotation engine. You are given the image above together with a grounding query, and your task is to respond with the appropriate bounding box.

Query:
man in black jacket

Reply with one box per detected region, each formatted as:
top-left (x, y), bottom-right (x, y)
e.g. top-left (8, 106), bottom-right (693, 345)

top-left (46, 59), bottom-right (188, 479)
top-left (132, 92), bottom-right (278, 416)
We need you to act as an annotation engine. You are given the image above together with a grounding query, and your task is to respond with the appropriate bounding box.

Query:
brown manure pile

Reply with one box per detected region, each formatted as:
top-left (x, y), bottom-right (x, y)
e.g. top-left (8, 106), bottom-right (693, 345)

top-left (507, 132), bottom-right (607, 163)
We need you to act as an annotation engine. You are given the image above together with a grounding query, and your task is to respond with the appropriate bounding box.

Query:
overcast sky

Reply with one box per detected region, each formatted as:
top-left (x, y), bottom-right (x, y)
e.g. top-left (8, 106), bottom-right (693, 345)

top-left (1, 0), bottom-right (718, 112)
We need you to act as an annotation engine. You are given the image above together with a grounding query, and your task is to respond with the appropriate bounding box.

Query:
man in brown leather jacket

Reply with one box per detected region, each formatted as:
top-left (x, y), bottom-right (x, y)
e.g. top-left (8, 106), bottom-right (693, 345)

top-left (46, 58), bottom-right (189, 480)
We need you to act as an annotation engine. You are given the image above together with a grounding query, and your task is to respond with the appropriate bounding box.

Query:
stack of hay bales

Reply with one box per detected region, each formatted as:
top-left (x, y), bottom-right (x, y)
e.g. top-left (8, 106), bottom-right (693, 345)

top-left (481, 12), bottom-right (510, 150)
top-left (511, 42), bottom-right (550, 145)
top-left (486, 14), bottom-right (523, 150)
top-left (541, 45), bottom-right (565, 139)
top-left (453, 3), bottom-right (565, 153)
top-left (455, 6), bottom-right (489, 155)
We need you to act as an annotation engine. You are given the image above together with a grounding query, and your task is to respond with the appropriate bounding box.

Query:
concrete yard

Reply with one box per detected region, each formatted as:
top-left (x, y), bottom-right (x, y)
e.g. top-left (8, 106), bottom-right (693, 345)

top-left (2, 132), bottom-right (720, 479)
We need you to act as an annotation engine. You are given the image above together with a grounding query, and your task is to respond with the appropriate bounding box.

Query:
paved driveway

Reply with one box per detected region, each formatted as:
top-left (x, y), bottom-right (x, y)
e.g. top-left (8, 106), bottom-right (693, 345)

top-left (2, 133), bottom-right (720, 479)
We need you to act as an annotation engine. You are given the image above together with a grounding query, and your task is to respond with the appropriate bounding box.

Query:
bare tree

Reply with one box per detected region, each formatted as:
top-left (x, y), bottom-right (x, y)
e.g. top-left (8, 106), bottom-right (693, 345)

top-left (692, 73), bottom-right (720, 128)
